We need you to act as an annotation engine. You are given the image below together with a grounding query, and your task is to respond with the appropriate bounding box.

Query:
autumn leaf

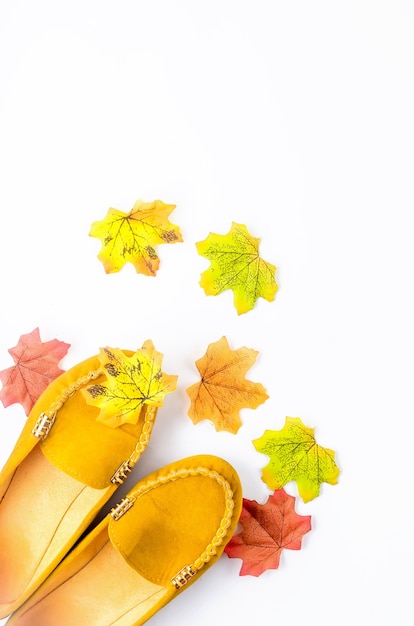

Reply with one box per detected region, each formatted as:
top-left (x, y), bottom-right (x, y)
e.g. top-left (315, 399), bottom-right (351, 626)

top-left (0, 328), bottom-right (70, 416)
top-left (82, 340), bottom-right (178, 428)
top-left (224, 489), bottom-right (311, 576)
top-left (186, 336), bottom-right (268, 434)
top-left (253, 417), bottom-right (340, 502)
top-left (196, 222), bottom-right (278, 314)
top-left (89, 199), bottom-right (183, 275)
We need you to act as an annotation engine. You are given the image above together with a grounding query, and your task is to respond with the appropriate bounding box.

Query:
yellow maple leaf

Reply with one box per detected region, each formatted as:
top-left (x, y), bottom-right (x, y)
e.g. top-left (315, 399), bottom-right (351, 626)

top-left (253, 417), bottom-right (340, 502)
top-left (186, 336), bottom-right (268, 434)
top-left (89, 199), bottom-right (183, 275)
top-left (82, 341), bottom-right (178, 428)
top-left (196, 222), bottom-right (278, 314)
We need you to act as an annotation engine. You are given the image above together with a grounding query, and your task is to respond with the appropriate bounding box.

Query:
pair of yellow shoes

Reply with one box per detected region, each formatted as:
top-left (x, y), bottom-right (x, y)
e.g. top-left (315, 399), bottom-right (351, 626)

top-left (0, 351), bottom-right (242, 625)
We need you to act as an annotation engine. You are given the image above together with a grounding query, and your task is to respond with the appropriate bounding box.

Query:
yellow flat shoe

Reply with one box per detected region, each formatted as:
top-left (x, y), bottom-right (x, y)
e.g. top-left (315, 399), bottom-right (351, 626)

top-left (0, 349), bottom-right (160, 618)
top-left (8, 455), bottom-right (242, 626)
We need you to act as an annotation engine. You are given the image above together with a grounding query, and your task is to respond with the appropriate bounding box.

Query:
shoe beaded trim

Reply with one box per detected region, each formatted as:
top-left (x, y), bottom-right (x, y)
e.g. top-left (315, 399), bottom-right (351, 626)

top-left (110, 466), bottom-right (236, 589)
top-left (110, 405), bottom-right (158, 485)
top-left (32, 369), bottom-right (103, 439)
top-left (31, 368), bottom-right (158, 485)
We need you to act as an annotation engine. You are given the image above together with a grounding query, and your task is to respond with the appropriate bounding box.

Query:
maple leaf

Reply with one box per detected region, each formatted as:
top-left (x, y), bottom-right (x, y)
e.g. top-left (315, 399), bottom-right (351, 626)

top-left (89, 199), bottom-right (183, 275)
top-left (82, 340), bottom-right (178, 428)
top-left (186, 336), bottom-right (268, 434)
top-left (253, 417), bottom-right (340, 502)
top-left (196, 222), bottom-right (278, 315)
top-left (224, 489), bottom-right (311, 576)
top-left (0, 327), bottom-right (70, 416)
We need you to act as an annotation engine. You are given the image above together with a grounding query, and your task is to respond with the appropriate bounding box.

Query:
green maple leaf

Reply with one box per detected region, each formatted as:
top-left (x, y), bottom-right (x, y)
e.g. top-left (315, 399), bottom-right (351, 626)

top-left (196, 222), bottom-right (278, 315)
top-left (253, 417), bottom-right (340, 502)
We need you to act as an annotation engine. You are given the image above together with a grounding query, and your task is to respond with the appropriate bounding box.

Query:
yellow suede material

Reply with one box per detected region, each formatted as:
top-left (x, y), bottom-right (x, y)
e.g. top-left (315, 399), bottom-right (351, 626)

top-left (40, 374), bottom-right (148, 490)
top-left (0, 447), bottom-right (113, 613)
top-left (0, 352), bottom-right (154, 490)
top-left (7, 455), bottom-right (243, 626)
top-left (109, 455), bottom-right (243, 585)
top-left (0, 351), bottom-right (158, 619)
top-left (110, 475), bottom-right (224, 584)
top-left (0, 356), bottom-right (106, 488)
top-left (7, 535), bottom-right (167, 626)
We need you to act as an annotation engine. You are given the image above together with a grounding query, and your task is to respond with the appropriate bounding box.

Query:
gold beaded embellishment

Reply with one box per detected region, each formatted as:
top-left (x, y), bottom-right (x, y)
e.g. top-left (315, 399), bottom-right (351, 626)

top-left (110, 405), bottom-right (158, 485)
top-left (171, 566), bottom-right (198, 589)
top-left (31, 369), bottom-right (102, 440)
top-left (189, 468), bottom-right (235, 581)
top-left (110, 496), bottom-right (136, 521)
top-left (31, 366), bottom-right (157, 487)
top-left (32, 412), bottom-right (56, 439)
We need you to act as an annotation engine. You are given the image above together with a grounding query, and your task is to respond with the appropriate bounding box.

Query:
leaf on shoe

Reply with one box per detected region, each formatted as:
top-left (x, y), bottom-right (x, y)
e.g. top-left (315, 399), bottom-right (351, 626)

top-left (253, 417), bottom-right (340, 502)
top-left (186, 336), bottom-right (268, 434)
top-left (224, 489), bottom-right (311, 576)
top-left (83, 341), bottom-right (178, 428)
top-left (89, 199), bottom-right (183, 275)
top-left (0, 327), bottom-right (70, 416)
top-left (196, 222), bottom-right (278, 314)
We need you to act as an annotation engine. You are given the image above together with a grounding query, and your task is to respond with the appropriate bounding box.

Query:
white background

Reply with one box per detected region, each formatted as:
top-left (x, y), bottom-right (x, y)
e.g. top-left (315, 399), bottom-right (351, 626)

top-left (1, 1), bottom-right (413, 624)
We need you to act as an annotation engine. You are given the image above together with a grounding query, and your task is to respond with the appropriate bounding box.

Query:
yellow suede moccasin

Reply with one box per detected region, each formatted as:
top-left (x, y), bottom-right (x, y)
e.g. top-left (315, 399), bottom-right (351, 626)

top-left (8, 454), bottom-right (242, 626)
top-left (0, 350), bottom-right (159, 618)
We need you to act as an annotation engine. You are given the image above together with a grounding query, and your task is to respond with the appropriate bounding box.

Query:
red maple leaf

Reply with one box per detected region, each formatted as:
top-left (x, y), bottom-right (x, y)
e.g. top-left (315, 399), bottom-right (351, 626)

top-left (224, 489), bottom-right (311, 576)
top-left (0, 328), bottom-right (70, 415)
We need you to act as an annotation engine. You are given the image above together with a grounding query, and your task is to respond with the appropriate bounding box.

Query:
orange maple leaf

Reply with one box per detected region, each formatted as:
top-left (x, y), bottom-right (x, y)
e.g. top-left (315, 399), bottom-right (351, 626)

top-left (186, 336), bottom-right (268, 434)
top-left (0, 328), bottom-right (70, 416)
top-left (224, 490), bottom-right (312, 576)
